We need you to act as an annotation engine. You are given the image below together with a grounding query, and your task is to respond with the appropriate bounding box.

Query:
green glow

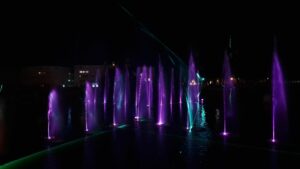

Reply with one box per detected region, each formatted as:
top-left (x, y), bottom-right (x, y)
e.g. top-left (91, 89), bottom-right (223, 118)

top-left (1, 130), bottom-right (112, 169)
top-left (196, 73), bottom-right (201, 79)
top-left (201, 77), bottom-right (205, 81)
top-left (200, 105), bottom-right (206, 127)
top-left (186, 96), bottom-right (193, 131)
top-left (117, 124), bottom-right (128, 129)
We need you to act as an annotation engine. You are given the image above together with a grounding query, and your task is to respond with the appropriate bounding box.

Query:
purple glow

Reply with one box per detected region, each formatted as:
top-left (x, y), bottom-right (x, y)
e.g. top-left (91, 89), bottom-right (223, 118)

top-left (148, 67), bottom-right (153, 119)
top-left (157, 122), bottom-right (164, 126)
top-left (223, 52), bottom-right (235, 136)
top-left (170, 68), bottom-right (174, 115)
top-left (179, 70), bottom-right (183, 116)
top-left (124, 68), bottom-right (130, 121)
top-left (135, 66), bottom-right (153, 121)
top-left (85, 81), bottom-right (98, 133)
top-left (103, 68), bottom-right (109, 113)
top-left (222, 132), bottom-right (229, 136)
top-left (272, 50), bottom-right (287, 142)
top-left (157, 61), bottom-right (166, 125)
top-left (113, 68), bottom-right (127, 126)
top-left (47, 89), bottom-right (61, 140)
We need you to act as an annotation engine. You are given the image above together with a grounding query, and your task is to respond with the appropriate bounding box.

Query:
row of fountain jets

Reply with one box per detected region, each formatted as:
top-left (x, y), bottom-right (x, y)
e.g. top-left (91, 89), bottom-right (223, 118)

top-left (47, 51), bottom-right (286, 143)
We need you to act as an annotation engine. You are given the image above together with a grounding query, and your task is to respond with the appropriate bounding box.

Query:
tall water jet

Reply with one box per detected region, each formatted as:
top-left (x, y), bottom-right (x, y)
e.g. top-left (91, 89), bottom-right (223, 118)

top-left (113, 68), bottom-right (126, 126)
top-left (157, 62), bottom-right (167, 125)
top-left (135, 66), bottom-right (152, 121)
top-left (85, 82), bottom-right (98, 133)
top-left (200, 99), bottom-right (207, 128)
top-left (147, 67), bottom-right (153, 119)
top-left (179, 69), bottom-right (183, 117)
top-left (272, 50), bottom-right (287, 143)
top-left (124, 67), bottom-right (130, 121)
top-left (103, 68), bottom-right (109, 114)
top-left (135, 67), bottom-right (140, 120)
top-left (186, 53), bottom-right (199, 131)
top-left (222, 52), bottom-right (235, 136)
top-left (47, 89), bottom-right (62, 140)
top-left (170, 68), bottom-right (174, 116)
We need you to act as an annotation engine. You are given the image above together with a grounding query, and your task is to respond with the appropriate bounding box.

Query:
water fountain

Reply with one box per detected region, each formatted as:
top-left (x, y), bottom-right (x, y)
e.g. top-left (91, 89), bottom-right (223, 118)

top-left (272, 50), bottom-right (287, 143)
top-left (186, 53), bottom-right (200, 131)
top-left (135, 66), bottom-right (152, 121)
top-left (157, 61), bottom-right (167, 125)
top-left (170, 68), bottom-right (174, 117)
top-left (103, 68), bottom-right (109, 114)
top-left (124, 67), bottom-right (130, 121)
top-left (84, 82), bottom-right (98, 133)
top-left (222, 51), bottom-right (235, 136)
top-left (113, 68), bottom-right (126, 126)
top-left (47, 89), bottom-right (62, 140)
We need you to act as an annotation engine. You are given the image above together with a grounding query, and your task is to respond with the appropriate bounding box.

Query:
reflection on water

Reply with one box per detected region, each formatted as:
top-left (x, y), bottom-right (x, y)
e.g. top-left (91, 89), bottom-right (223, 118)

top-left (83, 137), bottom-right (96, 169)
top-left (185, 129), bottom-right (212, 168)
top-left (44, 146), bottom-right (58, 169)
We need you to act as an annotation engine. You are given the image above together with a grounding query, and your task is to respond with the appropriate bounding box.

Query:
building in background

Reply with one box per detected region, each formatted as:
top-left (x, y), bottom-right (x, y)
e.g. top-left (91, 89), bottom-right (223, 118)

top-left (73, 65), bottom-right (104, 87)
top-left (20, 66), bottom-right (72, 87)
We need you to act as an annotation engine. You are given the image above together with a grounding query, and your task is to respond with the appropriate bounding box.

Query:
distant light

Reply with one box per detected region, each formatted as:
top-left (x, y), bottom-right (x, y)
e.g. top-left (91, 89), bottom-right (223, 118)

top-left (201, 77), bottom-right (205, 81)
top-left (112, 63), bottom-right (115, 67)
top-left (267, 77), bottom-right (270, 80)
top-left (38, 71), bottom-right (42, 75)
top-left (113, 123), bottom-right (117, 126)
top-left (230, 77), bottom-right (234, 81)
top-left (216, 79), bottom-right (220, 83)
top-left (209, 81), bottom-right (213, 85)
top-left (68, 79), bottom-right (71, 82)
top-left (62, 84), bottom-right (65, 88)
top-left (271, 139), bottom-right (276, 143)
top-left (147, 78), bottom-right (151, 82)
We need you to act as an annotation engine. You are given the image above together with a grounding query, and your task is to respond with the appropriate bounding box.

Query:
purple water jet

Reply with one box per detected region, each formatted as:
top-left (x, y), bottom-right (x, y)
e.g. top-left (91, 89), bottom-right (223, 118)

top-left (157, 61), bottom-right (167, 125)
top-left (222, 52), bottom-right (235, 136)
top-left (47, 89), bottom-right (62, 140)
top-left (170, 68), bottom-right (174, 115)
top-left (272, 50), bottom-right (287, 143)
top-left (124, 68), bottom-right (129, 117)
top-left (103, 68), bottom-right (109, 114)
top-left (148, 67), bottom-right (153, 119)
top-left (113, 68), bottom-right (127, 126)
top-left (135, 66), bottom-right (153, 121)
top-left (85, 81), bottom-right (98, 133)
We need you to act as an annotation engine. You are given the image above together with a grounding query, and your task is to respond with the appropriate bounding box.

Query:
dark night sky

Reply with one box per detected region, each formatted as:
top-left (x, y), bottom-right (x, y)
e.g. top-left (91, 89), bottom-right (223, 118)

top-left (2, 1), bottom-right (300, 79)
